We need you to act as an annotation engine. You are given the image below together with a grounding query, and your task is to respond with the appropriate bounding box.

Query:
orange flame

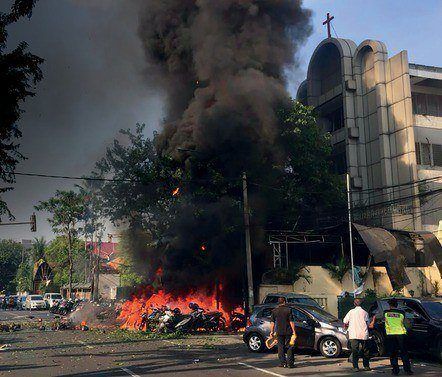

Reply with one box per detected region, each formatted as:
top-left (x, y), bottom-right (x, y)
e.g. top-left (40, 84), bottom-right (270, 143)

top-left (118, 286), bottom-right (243, 331)
top-left (200, 244), bottom-right (206, 252)
top-left (172, 187), bottom-right (180, 196)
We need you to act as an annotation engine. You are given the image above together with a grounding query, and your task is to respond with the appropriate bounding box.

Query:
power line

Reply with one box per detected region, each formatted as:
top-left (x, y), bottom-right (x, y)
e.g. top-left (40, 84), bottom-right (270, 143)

top-left (14, 171), bottom-right (240, 184)
top-left (15, 172), bottom-right (135, 183)
top-left (355, 175), bottom-right (442, 194)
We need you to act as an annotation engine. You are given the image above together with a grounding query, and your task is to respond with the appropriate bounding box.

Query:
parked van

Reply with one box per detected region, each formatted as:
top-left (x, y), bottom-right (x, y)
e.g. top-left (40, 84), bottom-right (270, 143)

top-left (43, 293), bottom-right (63, 308)
top-left (25, 295), bottom-right (46, 310)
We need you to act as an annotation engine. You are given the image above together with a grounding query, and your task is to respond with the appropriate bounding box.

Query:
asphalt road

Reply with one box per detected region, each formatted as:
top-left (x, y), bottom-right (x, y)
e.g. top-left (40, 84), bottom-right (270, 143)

top-left (0, 309), bottom-right (54, 322)
top-left (0, 328), bottom-right (441, 377)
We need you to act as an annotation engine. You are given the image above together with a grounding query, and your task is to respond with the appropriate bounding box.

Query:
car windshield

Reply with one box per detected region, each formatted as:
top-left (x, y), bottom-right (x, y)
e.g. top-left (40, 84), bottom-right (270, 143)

top-left (51, 294), bottom-right (62, 299)
top-left (31, 295), bottom-right (43, 300)
top-left (421, 301), bottom-right (442, 319)
top-left (305, 306), bottom-right (338, 322)
top-left (288, 297), bottom-right (319, 306)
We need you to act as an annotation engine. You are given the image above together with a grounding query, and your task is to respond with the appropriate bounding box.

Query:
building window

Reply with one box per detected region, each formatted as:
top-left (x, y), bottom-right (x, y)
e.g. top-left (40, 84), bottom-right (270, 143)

top-left (415, 142), bottom-right (442, 167)
top-left (412, 93), bottom-right (442, 117)
top-left (331, 141), bottom-right (347, 174)
top-left (433, 144), bottom-right (442, 166)
top-left (325, 106), bottom-right (344, 132)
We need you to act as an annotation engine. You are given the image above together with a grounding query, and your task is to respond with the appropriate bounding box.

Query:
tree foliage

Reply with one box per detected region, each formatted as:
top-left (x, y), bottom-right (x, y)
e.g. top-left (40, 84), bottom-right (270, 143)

top-left (0, 239), bottom-right (23, 293)
top-left (35, 190), bottom-right (86, 297)
top-left (324, 255), bottom-right (351, 283)
top-left (0, 0), bottom-right (43, 219)
top-left (44, 236), bottom-right (88, 290)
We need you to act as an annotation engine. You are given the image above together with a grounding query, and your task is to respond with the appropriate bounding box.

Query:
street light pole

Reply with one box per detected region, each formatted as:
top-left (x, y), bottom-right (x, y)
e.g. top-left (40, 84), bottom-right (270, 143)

top-left (347, 173), bottom-right (356, 293)
top-left (242, 172), bottom-right (254, 312)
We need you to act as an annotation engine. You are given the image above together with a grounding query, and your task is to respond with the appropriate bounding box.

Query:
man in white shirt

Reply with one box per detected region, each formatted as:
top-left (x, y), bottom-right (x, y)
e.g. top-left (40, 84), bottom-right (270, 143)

top-left (343, 298), bottom-right (375, 372)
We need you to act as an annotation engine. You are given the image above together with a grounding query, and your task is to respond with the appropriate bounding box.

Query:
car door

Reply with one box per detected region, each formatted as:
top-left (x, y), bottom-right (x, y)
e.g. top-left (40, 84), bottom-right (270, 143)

top-left (291, 308), bottom-right (315, 349)
top-left (255, 307), bottom-right (273, 337)
top-left (403, 301), bottom-right (430, 351)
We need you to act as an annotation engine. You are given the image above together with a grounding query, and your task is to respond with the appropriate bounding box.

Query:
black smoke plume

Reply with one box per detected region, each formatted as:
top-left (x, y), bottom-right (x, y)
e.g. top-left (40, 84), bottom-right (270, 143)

top-left (132, 0), bottom-right (312, 307)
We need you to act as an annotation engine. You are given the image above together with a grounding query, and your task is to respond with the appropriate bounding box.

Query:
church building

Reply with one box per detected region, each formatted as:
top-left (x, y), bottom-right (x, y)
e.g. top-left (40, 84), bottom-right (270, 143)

top-left (297, 36), bottom-right (442, 237)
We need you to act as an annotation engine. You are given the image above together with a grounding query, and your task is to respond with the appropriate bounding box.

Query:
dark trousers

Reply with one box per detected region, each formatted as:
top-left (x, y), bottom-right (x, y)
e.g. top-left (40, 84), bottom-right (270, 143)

top-left (277, 335), bottom-right (294, 366)
top-left (350, 339), bottom-right (370, 369)
top-left (386, 335), bottom-right (411, 373)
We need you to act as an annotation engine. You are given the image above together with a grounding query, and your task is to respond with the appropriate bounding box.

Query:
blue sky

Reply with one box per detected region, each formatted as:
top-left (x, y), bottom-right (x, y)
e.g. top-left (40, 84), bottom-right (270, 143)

top-left (2, 0), bottom-right (441, 241)
top-left (289, 0), bottom-right (442, 93)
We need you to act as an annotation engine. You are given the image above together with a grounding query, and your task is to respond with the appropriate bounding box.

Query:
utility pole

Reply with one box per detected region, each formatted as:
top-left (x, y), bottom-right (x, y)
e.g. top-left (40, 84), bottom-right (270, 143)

top-left (242, 172), bottom-right (254, 312)
top-left (94, 240), bottom-right (101, 301)
top-left (347, 173), bottom-right (356, 293)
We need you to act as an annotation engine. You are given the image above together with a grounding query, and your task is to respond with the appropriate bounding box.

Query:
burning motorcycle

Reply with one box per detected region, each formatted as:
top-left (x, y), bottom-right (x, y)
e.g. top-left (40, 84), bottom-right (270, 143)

top-left (175, 303), bottom-right (225, 333)
top-left (157, 308), bottom-right (182, 333)
top-left (229, 311), bottom-right (246, 332)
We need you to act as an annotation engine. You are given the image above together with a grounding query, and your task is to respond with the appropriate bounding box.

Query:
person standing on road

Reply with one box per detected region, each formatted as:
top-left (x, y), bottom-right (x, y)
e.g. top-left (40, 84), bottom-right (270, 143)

top-left (343, 298), bottom-right (374, 372)
top-left (270, 297), bottom-right (296, 368)
top-left (384, 298), bottom-right (413, 375)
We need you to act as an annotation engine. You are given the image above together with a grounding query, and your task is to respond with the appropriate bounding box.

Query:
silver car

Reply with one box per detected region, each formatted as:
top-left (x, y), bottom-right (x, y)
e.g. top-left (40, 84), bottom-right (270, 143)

top-left (243, 304), bottom-right (350, 358)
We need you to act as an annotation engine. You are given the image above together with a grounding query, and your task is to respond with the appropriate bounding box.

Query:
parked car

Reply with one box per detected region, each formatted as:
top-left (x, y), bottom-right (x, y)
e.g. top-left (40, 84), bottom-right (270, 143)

top-left (368, 297), bottom-right (442, 360)
top-left (43, 293), bottom-right (63, 308)
top-left (243, 303), bottom-right (349, 357)
top-left (25, 295), bottom-right (46, 310)
top-left (261, 293), bottom-right (321, 308)
top-left (5, 295), bottom-right (19, 310)
top-left (18, 296), bottom-right (27, 310)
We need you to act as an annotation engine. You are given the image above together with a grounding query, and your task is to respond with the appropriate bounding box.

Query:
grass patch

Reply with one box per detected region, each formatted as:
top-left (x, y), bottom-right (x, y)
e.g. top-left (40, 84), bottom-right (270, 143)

top-left (104, 329), bottom-right (189, 342)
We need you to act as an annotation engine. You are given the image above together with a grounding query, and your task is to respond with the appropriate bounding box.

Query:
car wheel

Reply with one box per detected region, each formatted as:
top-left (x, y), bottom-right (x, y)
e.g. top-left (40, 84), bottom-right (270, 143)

top-left (319, 336), bottom-right (341, 358)
top-left (247, 333), bottom-right (265, 353)
top-left (370, 330), bottom-right (385, 357)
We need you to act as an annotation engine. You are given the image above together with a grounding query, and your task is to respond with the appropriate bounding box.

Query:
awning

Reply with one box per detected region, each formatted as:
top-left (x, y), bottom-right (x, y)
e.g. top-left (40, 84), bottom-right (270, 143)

top-left (354, 223), bottom-right (442, 290)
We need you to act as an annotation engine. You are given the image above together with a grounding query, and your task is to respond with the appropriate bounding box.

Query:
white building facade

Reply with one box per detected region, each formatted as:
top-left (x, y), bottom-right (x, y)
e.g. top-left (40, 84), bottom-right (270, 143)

top-left (297, 38), bottom-right (442, 237)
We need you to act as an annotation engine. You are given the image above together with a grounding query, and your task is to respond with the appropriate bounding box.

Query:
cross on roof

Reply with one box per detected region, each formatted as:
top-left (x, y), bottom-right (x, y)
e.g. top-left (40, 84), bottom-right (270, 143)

top-left (323, 12), bottom-right (334, 38)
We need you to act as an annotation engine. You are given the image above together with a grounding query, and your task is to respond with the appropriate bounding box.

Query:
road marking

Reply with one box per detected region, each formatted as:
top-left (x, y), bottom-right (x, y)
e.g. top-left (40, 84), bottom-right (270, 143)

top-left (120, 367), bottom-right (141, 377)
top-left (238, 362), bottom-right (285, 377)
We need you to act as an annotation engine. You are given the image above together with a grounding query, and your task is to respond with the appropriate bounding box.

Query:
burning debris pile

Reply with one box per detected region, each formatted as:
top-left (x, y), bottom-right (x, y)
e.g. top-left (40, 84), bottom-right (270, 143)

top-left (118, 287), bottom-right (245, 333)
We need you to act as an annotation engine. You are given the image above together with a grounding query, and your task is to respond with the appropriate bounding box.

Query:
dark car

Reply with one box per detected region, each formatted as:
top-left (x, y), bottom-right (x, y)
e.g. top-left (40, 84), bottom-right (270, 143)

top-left (243, 303), bottom-right (350, 358)
top-left (261, 293), bottom-right (322, 308)
top-left (368, 297), bottom-right (442, 360)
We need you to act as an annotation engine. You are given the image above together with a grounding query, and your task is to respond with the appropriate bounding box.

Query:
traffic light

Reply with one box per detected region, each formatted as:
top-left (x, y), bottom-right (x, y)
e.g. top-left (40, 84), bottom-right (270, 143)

top-left (30, 213), bottom-right (37, 232)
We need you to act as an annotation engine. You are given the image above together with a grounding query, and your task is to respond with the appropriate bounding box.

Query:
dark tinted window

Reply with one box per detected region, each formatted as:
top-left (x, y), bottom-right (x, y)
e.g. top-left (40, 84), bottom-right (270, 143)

top-left (379, 301), bottom-right (390, 311)
top-left (306, 307), bottom-right (338, 322)
top-left (260, 308), bottom-right (273, 318)
top-left (264, 295), bottom-right (279, 304)
top-left (291, 308), bottom-right (309, 322)
top-left (404, 301), bottom-right (426, 318)
top-left (421, 301), bottom-right (442, 319)
top-left (288, 297), bottom-right (319, 307)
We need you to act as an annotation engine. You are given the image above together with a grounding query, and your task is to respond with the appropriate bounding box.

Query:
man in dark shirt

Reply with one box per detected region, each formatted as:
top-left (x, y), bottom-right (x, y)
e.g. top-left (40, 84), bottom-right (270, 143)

top-left (270, 297), bottom-right (296, 368)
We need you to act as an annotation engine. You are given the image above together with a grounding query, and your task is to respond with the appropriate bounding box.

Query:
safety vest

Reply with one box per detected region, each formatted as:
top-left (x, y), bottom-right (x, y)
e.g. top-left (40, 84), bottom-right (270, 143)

top-left (384, 310), bottom-right (407, 335)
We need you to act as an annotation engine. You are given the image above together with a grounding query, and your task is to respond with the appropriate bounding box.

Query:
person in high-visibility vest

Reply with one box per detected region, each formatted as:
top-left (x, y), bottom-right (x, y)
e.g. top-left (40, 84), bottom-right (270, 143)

top-left (384, 299), bottom-right (413, 375)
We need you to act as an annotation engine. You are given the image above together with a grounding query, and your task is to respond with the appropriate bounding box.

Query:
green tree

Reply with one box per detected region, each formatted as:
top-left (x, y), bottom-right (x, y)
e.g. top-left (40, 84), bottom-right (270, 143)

top-left (35, 190), bottom-right (86, 297)
top-left (0, 239), bottom-right (23, 293)
top-left (0, 0), bottom-right (43, 218)
top-left (324, 255), bottom-right (351, 283)
top-left (14, 260), bottom-right (33, 292)
top-left (44, 236), bottom-right (88, 291)
top-left (31, 236), bottom-right (46, 261)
